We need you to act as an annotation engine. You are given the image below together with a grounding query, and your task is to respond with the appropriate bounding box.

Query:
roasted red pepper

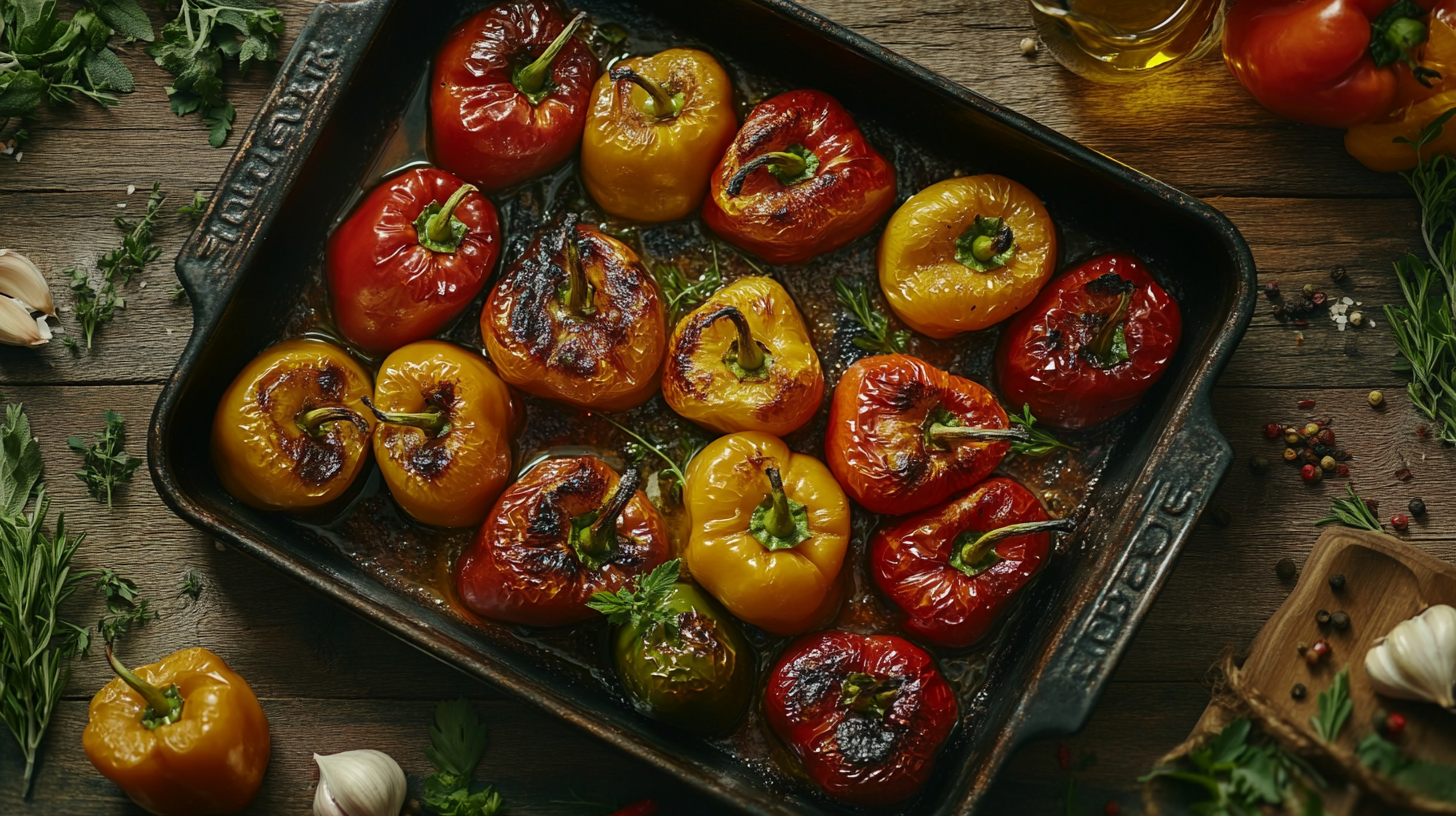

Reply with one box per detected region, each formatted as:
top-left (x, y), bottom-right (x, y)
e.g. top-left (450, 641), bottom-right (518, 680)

top-left (1225, 0), bottom-right (1439, 127)
top-left (766, 631), bottom-right (957, 806)
top-left (872, 477), bottom-right (1074, 649)
top-left (995, 253), bottom-right (1181, 431)
top-left (432, 0), bottom-right (597, 191)
top-left (456, 456), bottom-right (669, 627)
top-left (326, 167), bottom-right (500, 354)
top-left (825, 354), bottom-right (1019, 516)
top-left (702, 90), bottom-right (896, 264)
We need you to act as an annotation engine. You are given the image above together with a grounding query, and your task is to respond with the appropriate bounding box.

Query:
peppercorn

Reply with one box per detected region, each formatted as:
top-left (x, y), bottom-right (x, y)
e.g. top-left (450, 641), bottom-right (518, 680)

top-left (1311, 292), bottom-right (1327, 306)
top-left (1330, 573), bottom-right (1346, 591)
top-left (1368, 390), bottom-right (1384, 408)
top-left (1330, 266), bottom-right (1347, 282)
top-left (1320, 456), bottom-right (1337, 472)
top-left (1302, 448), bottom-right (1320, 465)
top-left (1277, 558), bottom-right (1297, 580)
top-left (1285, 431), bottom-right (1302, 445)
top-left (1291, 683), bottom-right (1307, 700)
top-left (1386, 713), bottom-right (1407, 736)
top-left (1317, 429), bottom-right (1336, 446)
top-left (1331, 611), bottom-right (1350, 630)
top-left (1297, 641), bottom-right (1309, 655)
top-left (1312, 444), bottom-right (1333, 459)
top-left (1250, 456), bottom-right (1270, 474)
top-left (1283, 448), bottom-right (1299, 462)
top-left (1303, 422), bottom-right (1320, 436)
top-left (1302, 283), bottom-right (1317, 298)
top-left (1410, 498), bottom-right (1427, 517)
top-left (1263, 280), bottom-right (1280, 298)
top-left (1305, 638), bottom-right (1332, 664)
top-left (1316, 609), bottom-right (1331, 625)
top-left (1301, 464), bottom-right (1322, 482)
top-left (1396, 469), bottom-right (1413, 482)
top-left (1272, 303), bottom-right (1288, 319)
top-left (1264, 422), bottom-right (1282, 439)
top-left (1392, 515), bottom-right (1410, 531)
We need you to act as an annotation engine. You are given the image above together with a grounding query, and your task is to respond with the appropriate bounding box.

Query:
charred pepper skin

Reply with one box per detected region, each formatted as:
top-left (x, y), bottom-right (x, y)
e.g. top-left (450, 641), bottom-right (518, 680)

top-left (766, 631), bottom-right (958, 806)
top-left (581, 48), bottom-right (738, 223)
top-left (825, 354), bottom-right (1013, 517)
top-left (702, 90), bottom-right (896, 264)
top-left (369, 341), bottom-right (516, 529)
top-left (83, 647), bottom-right (271, 816)
top-left (431, 0), bottom-right (598, 191)
top-left (995, 253), bottom-right (1182, 431)
top-left (873, 477), bottom-right (1068, 649)
top-left (457, 456), bottom-right (669, 627)
top-left (663, 276), bottom-right (824, 436)
top-left (211, 339), bottom-right (374, 512)
top-left (482, 211), bottom-right (668, 412)
top-left (326, 167), bottom-right (500, 354)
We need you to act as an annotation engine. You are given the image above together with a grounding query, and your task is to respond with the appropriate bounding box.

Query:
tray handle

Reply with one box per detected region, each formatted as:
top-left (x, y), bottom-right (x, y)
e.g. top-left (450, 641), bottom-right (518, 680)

top-left (173, 0), bottom-right (388, 325)
top-left (1012, 397), bottom-right (1231, 741)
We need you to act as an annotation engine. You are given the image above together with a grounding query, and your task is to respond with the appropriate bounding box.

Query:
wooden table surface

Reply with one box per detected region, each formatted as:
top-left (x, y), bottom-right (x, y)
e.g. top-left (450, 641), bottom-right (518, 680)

top-left (4, 1), bottom-right (1453, 814)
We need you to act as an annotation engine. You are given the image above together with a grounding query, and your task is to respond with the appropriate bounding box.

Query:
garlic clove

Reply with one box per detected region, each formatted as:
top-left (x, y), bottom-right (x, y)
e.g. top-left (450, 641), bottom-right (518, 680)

top-left (0, 250), bottom-right (56, 317)
top-left (313, 749), bottom-right (407, 816)
top-left (1366, 604), bottom-right (1456, 711)
top-left (0, 296), bottom-right (50, 347)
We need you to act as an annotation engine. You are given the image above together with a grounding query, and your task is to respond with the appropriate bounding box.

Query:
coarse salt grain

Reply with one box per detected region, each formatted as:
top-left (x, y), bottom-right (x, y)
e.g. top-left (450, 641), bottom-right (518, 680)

top-left (165, 328), bottom-right (173, 335)
top-left (117, 203), bottom-right (126, 208)
top-left (1342, 297), bottom-right (1354, 305)
top-left (139, 282), bottom-right (147, 289)
top-left (14, 152), bottom-right (21, 162)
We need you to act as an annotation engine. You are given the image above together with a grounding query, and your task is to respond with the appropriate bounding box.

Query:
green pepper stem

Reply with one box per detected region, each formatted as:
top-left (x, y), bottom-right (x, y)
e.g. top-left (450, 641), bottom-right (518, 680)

top-left (562, 233), bottom-right (594, 317)
top-left (106, 645), bottom-right (182, 727)
top-left (609, 66), bottom-right (684, 120)
top-left (424, 183), bottom-right (477, 247)
top-left (840, 672), bottom-right (902, 720)
top-left (958, 518), bottom-right (1076, 569)
top-left (727, 151), bottom-right (807, 196)
top-left (514, 11), bottom-right (588, 99)
top-left (296, 405), bottom-right (369, 438)
top-left (1386, 16), bottom-right (1427, 52)
top-left (1086, 290), bottom-right (1132, 364)
top-left (760, 466), bottom-right (796, 539)
top-left (362, 396), bottom-right (450, 438)
top-left (927, 424), bottom-right (1031, 444)
top-left (705, 305), bottom-right (767, 376)
top-left (582, 466), bottom-right (641, 560)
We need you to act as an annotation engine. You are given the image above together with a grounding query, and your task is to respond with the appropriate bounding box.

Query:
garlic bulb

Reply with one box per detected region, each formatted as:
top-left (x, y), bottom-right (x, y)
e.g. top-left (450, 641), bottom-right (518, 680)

top-left (1365, 603), bottom-right (1456, 711)
top-left (313, 749), bottom-right (407, 816)
top-left (0, 250), bottom-right (56, 347)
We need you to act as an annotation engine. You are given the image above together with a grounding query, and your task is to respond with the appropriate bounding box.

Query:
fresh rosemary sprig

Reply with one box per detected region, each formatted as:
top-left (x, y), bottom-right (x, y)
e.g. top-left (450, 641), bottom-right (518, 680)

top-left (833, 276), bottom-right (909, 355)
top-left (1008, 404), bottom-right (1077, 456)
top-left (1311, 667), bottom-right (1353, 743)
top-left (652, 243), bottom-right (724, 323)
top-left (601, 416), bottom-right (705, 504)
top-left (1315, 483), bottom-right (1384, 532)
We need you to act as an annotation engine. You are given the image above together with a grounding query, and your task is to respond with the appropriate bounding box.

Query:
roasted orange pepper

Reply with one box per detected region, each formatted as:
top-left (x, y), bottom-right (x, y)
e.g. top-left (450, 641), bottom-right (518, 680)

top-left (684, 432), bottom-right (850, 636)
top-left (84, 646), bottom-right (270, 816)
top-left (483, 212), bottom-right (667, 411)
top-left (879, 175), bottom-right (1056, 338)
top-left (1347, 2), bottom-right (1456, 170)
top-left (581, 48), bottom-right (737, 222)
top-left (662, 276), bottom-right (823, 436)
top-left (211, 339), bottom-right (374, 511)
top-left (364, 340), bottom-right (516, 528)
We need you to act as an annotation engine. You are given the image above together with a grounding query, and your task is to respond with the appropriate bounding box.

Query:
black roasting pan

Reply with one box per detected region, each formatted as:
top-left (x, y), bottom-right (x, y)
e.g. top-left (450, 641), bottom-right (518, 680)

top-left (149, 0), bottom-right (1257, 813)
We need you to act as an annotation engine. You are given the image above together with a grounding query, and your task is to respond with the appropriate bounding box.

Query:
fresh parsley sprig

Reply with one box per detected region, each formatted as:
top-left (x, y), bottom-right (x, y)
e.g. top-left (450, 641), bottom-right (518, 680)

top-left (424, 698), bottom-right (503, 816)
top-left (94, 568), bottom-right (155, 646)
top-left (1358, 732), bottom-right (1456, 802)
top-left (1314, 483), bottom-right (1383, 532)
top-left (1008, 404), bottom-right (1077, 456)
top-left (601, 416), bottom-right (705, 505)
top-left (833, 276), bottom-right (909, 355)
top-left (586, 559), bottom-right (680, 635)
top-left (1310, 666), bottom-right (1353, 743)
top-left (68, 410), bottom-right (142, 509)
top-left (149, 0), bottom-right (285, 147)
top-left (1140, 717), bottom-right (1328, 815)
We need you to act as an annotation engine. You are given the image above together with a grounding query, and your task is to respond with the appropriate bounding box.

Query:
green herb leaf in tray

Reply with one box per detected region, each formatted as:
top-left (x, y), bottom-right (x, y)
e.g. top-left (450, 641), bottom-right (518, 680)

top-left (1008, 403), bottom-right (1077, 456)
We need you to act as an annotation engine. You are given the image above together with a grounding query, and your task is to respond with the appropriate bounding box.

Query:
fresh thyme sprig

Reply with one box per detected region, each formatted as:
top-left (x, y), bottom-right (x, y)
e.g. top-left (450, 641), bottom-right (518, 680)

top-left (65, 183), bottom-right (165, 349)
top-left (178, 570), bottom-right (203, 601)
top-left (600, 416), bottom-right (705, 505)
top-left (1315, 483), bottom-right (1383, 532)
top-left (1008, 404), bottom-right (1077, 456)
top-left (652, 243), bottom-right (724, 323)
top-left (833, 276), bottom-right (909, 355)
top-left (68, 410), bottom-right (142, 509)
top-left (94, 568), bottom-right (156, 646)
top-left (178, 191), bottom-right (208, 220)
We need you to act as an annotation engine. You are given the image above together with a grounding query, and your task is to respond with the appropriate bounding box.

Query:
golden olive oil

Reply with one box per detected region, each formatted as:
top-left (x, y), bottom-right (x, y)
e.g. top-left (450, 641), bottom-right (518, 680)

top-left (1029, 0), bottom-right (1225, 82)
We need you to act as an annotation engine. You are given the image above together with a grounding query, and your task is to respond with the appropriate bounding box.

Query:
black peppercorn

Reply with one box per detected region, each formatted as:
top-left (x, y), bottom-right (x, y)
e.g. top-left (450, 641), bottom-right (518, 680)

top-left (1292, 683), bottom-right (1307, 700)
top-left (1332, 611), bottom-right (1350, 630)
top-left (1330, 573), bottom-right (1346, 591)
top-left (1277, 558), bottom-right (1297, 580)
top-left (1250, 455), bottom-right (1270, 474)
top-left (1330, 266), bottom-right (1347, 282)
top-left (1316, 609), bottom-right (1331, 625)
top-left (1410, 498), bottom-right (1427, 518)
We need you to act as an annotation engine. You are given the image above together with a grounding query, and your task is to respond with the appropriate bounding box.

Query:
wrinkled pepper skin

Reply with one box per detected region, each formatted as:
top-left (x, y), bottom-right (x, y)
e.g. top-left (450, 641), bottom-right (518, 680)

top-left (702, 90), bottom-right (896, 264)
top-left (1347, 1), bottom-right (1456, 170)
top-left (83, 648), bottom-right (270, 816)
top-left (612, 582), bottom-right (755, 734)
top-left (684, 432), bottom-right (850, 636)
top-left (431, 0), bottom-right (598, 191)
top-left (211, 339), bottom-right (374, 511)
top-left (826, 354), bottom-right (1011, 517)
top-left (582, 48), bottom-right (738, 222)
top-left (1225, 0), bottom-right (1437, 127)
top-left (663, 276), bottom-right (824, 436)
top-left (878, 175), bottom-right (1056, 338)
top-left (369, 341), bottom-right (516, 528)
top-left (326, 167), bottom-right (500, 354)
top-left (765, 631), bottom-right (957, 806)
top-left (482, 212), bottom-right (667, 412)
top-left (873, 478), bottom-right (1064, 649)
top-left (457, 456), bottom-right (669, 627)
top-left (996, 253), bottom-right (1181, 431)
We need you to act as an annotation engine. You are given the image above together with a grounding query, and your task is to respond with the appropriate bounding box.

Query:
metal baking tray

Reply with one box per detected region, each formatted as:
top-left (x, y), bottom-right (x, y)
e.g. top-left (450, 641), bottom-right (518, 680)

top-left (148, 0), bottom-right (1257, 813)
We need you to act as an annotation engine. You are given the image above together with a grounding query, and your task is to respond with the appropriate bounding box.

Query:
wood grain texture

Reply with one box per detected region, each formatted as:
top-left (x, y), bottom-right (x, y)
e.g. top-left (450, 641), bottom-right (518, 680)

top-left (1, 0), bottom-right (1450, 814)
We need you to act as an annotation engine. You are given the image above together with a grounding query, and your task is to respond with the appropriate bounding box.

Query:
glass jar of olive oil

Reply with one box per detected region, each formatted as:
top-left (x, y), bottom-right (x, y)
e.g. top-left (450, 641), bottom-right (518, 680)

top-left (1028, 0), bottom-right (1225, 83)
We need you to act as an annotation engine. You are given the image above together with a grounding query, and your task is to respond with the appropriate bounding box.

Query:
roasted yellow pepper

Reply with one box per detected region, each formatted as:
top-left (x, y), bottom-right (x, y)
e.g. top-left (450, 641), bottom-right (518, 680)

top-left (878, 175), bottom-right (1056, 338)
top-left (683, 432), bottom-right (850, 636)
top-left (581, 48), bottom-right (738, 222)
top-left (663, 276), bottom-right (824, 436)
